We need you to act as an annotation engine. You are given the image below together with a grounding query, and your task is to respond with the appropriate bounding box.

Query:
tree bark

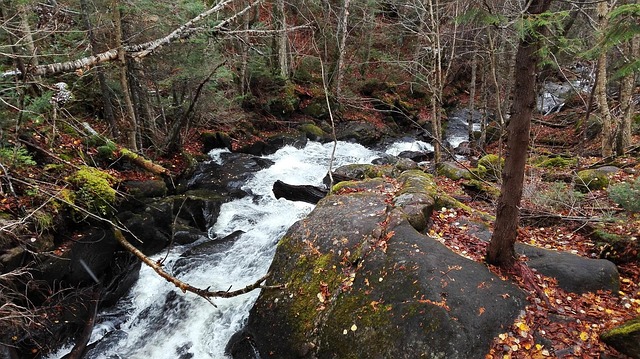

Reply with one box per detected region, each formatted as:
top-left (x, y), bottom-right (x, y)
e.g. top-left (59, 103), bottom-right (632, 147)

top-left (113, 2), bottom-right (138, 150)
top-left (333, 0), bottom-right (351, 98)
top-left (486, 0), bottom-right (553, 268)
top-left (275, 0), bottom-right (289, 78)
top-left (616, 35), bottom-right (638, 155)
top-left (596, 0), bottom-right (614, 157)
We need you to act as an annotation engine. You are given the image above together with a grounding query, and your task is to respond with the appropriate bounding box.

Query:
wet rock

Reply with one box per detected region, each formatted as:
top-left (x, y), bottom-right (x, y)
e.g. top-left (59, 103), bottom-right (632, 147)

top-left (272, 180), bottom-right (328, 204)
top-left (34, 227), bottom-right (119, 286)
top-left (335, 121), bottom-right (381, 146)
top-left (237, 133), bottom-right (307, 156)
top-left (201, 131), bottom-right (232, 153)
top-left (173, 231), bottom-right (244, 274)
top-left (121, 180), bottom-right (167, 199)
top-left (186, 153), bottom-right (273, 196)
top-left (397, 150), bottom-right (432, 162)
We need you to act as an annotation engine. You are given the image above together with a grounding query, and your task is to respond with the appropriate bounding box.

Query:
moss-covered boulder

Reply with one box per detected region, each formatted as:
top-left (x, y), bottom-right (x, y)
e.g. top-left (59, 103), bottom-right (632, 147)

top-left (299, 123), bottom-right (327, 141)
top-left (436, 161), bottom-right (474, 180)
top-left (477, 154), bottom-right (504, 181)
top-left (574, 169), bottom-right (610, 192)
top-left (200, 131), bottom-right (232, 153)
top-left (231, 171), bottom-right (527, 359)
top-left (600, 316), bottom-right (640, 358)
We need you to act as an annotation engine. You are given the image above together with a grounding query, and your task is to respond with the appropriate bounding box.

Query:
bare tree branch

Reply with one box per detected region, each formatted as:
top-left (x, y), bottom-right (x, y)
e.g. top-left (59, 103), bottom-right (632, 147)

top-left (112, 228), bottom-right (283, 302)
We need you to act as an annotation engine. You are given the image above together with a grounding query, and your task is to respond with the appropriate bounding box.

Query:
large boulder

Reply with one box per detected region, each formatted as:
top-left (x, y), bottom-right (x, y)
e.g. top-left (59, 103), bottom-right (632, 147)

top-left (516, 243), bottom-right (619, 294)
top-left (231, 171), bottom-right (527, 359)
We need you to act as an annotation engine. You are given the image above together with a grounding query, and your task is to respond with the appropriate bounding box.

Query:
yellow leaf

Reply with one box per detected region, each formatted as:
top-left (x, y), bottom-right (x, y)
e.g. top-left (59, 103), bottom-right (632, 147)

top-left (317, 292), bottom-right (325, 303)
top-left (499, 333), bottom-right (508, 340)
top-left (350, 324), bottom-right (358, 331)
top-left (580, 331), bottom-right (589, 341)
top-left (516, 322), bottom-right (529, 332)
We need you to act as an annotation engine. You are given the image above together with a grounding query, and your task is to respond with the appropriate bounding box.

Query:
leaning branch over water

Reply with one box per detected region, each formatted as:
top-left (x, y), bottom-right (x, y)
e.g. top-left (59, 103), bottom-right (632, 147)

top-left (112, 228), bottom-right (283, 302)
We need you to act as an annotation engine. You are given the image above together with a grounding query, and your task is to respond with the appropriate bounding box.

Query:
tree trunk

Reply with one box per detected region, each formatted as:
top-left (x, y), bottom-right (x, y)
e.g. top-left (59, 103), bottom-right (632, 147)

top-left (275, 0), bottom-right (288, 78)
top-left (615, 36), bottom-right (638, 155)
top-left (333, 0), bottom-right (351, 98)
top-left (596, 0), bottom-right (614, 157)
top-left (16, 4), bottom-right (39, 73)
top-left (486, 0), bottom-right (553, 268)
top-left (113, 1), bottom-right (138, 151)
top-left (80, 0), bottom-right (118, 137)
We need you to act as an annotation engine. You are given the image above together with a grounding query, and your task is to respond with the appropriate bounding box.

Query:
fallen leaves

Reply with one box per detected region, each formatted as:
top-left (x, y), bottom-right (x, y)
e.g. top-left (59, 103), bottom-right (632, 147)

top-left (428, 194), bottom-right (640, 359)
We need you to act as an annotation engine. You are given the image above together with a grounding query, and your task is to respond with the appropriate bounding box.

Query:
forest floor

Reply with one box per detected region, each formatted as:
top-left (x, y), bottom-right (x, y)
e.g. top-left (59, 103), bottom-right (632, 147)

top-left (429, 119), bottom-right (640, 358)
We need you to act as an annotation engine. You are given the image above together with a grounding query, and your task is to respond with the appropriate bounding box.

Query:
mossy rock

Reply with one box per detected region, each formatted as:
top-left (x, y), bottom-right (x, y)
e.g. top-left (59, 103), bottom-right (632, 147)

top-left (436, 161), bottom-right (473, 180)
top-left (477, 154), bottom-right (504, 181)
top-left (299, 123), bottom-right (326, 141)
top-left (301, 101), bottom-right (329, 119)
top-left (574, 169), bottom-right (609, 192)
top-left (200, 131), bottom-right (232, 152)
top-left (600, 316), bottom-right (640, 358)
top-left (534, 156), bottom-right (576, 168)
top-left (241, 181), bottom-right (526, 358)
top-left (589, 228), bottom-right (639, 264)
top-left (67, 166), bottom-right (119, 217)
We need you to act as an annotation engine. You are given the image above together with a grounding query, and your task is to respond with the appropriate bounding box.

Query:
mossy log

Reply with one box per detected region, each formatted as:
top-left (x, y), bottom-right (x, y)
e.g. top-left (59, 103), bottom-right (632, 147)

top-left (82, 122), bottom-right (170, 177)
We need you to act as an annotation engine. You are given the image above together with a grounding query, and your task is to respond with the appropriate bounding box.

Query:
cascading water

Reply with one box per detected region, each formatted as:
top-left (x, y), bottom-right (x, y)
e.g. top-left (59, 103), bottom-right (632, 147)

top-left (49, 141), bottom-right (391, 359)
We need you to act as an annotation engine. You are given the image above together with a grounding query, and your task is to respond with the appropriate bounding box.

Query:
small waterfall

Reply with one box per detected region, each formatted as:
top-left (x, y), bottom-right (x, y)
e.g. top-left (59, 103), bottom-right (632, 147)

top-left (49, 141), bottom-right (390, 359)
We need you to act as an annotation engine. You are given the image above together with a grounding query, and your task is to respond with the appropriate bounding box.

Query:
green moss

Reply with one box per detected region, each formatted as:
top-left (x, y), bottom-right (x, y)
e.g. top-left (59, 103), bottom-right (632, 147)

top-left (478, 154), bottom-right (504, 180)
top-left (436, 162), bottom-right (473, 180)
top-left (534, 156), bottom-right (576, 168)
top-left (601, 317), bottom-right (640, 339)
top-left (67, 166), bottom-right (119, 217)
top-left (97, 142), bottom-right (117, 160)
top-left (300, 123), bottom-right (325, 139)
top-left (575, 169), bottom-right (609, 192)
top-left (276, 236), bottom-right (341, 344)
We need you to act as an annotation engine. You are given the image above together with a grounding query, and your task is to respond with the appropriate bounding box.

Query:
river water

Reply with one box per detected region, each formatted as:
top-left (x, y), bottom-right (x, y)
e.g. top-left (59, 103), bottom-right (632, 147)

top-left (50, 140), bottom-right (439, 359)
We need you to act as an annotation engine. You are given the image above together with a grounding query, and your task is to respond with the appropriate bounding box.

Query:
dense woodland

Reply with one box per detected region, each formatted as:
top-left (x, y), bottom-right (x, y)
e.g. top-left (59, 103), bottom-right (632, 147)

top-left (1, 0), bottom-right (639, 357)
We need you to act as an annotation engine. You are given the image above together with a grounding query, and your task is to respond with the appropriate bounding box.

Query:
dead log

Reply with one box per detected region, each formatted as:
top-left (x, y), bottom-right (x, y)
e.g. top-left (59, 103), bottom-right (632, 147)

top-left (82, 122), bottom-right (170, 177)
top-left (272, 180), bottom-right (328, 204)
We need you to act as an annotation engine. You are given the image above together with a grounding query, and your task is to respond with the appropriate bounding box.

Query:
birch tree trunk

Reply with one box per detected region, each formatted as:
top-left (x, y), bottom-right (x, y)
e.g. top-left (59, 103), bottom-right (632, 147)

top-left (334, 0), bottom-right (351, 98)
top-left (596, 0), bottom-right (614, 157)
top-left (275, 0), bottom-right (289, 78)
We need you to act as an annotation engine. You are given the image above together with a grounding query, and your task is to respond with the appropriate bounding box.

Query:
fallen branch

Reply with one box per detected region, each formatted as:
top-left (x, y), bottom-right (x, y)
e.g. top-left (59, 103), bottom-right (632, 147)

top-left (112, 227), bottom-right (283, 301)
top-left (82, 122), bottom-right (170, 177)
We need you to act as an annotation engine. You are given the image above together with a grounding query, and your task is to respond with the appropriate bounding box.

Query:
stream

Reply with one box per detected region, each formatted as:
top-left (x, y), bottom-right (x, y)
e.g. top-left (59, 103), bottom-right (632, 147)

top-left (49, 140), bottom-right (436, 359)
